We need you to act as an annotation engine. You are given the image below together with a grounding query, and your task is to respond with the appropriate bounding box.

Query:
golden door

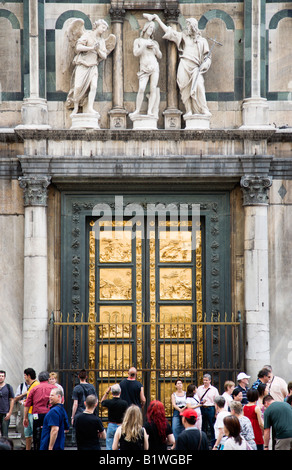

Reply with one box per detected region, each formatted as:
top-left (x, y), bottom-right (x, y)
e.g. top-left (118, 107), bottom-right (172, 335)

top-left (88, 217), bottom-right (203, 416)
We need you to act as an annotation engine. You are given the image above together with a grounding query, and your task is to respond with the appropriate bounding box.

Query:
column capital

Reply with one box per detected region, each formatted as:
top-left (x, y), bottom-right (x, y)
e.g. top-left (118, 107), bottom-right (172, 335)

top-left (240, 174), bottom-right (272, 206)
top-left (163, 3), bottom-right (180, 24)
top-left (109, 6), bottom-right (126, 23)
top-left (19, 175), bottom-right (51, 207)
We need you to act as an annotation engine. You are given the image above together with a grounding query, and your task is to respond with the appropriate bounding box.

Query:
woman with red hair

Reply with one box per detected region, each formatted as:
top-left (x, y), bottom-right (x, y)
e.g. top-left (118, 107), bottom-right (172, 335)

top-left (144, 400), bottom-right (175, 451)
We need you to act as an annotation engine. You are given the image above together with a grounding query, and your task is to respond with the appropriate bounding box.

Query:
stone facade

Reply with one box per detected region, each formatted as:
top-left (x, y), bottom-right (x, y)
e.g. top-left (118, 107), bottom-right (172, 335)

top-left (1, 1), bottom-right (292, 390)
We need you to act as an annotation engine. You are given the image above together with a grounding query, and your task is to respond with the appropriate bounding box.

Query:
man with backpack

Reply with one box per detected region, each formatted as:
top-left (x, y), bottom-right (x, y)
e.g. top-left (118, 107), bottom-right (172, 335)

top-left (71, 369), bottom-right (97, 426)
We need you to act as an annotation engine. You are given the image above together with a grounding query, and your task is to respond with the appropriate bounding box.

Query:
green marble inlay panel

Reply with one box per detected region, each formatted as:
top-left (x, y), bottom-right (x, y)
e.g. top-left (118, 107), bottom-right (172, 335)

top-left (55, 10), bottom-right (92, 30)
top-left (199, 9), bottom-right (235, 30)
top-left (269, 8), bottom-right (292, 29)
top-left (0, 8), bottom-right (24, 99)
top-left (266, 9), bottom-right (292, 101)
top-left (198, 10), bottom-right (243, 101)
top-left (38, 0), bottom-right (46, 99)
top-left (0, 8), bottom-right (20, 28)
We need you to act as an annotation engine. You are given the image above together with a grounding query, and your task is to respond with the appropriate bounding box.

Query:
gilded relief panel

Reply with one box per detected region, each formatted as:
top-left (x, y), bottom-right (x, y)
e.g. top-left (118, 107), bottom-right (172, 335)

top-left (159, 306), bottom-right (193, 338)
top-left (99, 229), bottom-right (132, 263)
top-left (159, 268), bottom-right (192, 300)
top-left (99, 268), bottom-right (132, 300)
top-left (99, 306), bottom-right (132, 338)
top-left (159, 344), bottom-right (193, 378)
top-left (99, 344), bottom-right (132, 378)
top-left (159, 230), bottom-right (192, 262)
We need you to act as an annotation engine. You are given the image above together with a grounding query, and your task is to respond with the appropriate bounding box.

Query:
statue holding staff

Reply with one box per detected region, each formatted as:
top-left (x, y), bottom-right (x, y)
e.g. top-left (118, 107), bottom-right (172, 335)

top-left (152, 14), bottom-right (211, 117)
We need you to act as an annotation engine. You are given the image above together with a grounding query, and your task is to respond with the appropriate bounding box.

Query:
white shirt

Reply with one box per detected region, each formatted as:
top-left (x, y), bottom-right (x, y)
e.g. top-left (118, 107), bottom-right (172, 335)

top-left (214, 410), bottom-right (230, 445)
top-left (197, 384), bottom-right (219, 406)
top-left (186, 395), bottom-right (202, 418)
top-left (267, 376), bottom-right (288, 402)
top-left (223, 436), bottom-right (248, 450)
top-left (222, 392), bottom-right (233, 410)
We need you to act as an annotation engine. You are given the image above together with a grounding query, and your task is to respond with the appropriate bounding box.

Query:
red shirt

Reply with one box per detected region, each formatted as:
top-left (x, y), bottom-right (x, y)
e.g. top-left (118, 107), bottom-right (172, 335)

top-left (25, 382), bottom-right (57, 414)
top-left (243, 404), bottom-right (264, 445)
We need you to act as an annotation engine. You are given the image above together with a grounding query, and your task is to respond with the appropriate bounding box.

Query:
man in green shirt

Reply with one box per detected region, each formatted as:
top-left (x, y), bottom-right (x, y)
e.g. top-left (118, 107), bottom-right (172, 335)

top-left (263, 394), bottom-right (292, 450)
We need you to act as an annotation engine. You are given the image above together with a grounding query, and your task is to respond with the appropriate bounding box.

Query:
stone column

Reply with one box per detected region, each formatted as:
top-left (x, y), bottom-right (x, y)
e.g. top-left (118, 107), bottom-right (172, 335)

top-left (17, 0), bottom-right (50, 129)
top-left (108, 5), bottom-right (128, 129)
top-left (240, 174), bottom-right (272, 378)
top-left (241, 0), bottom-right (271, 128)
top-left (18, 175), bottom-right (51, 372)
top-left (162, 4), bottom-right (182, 129)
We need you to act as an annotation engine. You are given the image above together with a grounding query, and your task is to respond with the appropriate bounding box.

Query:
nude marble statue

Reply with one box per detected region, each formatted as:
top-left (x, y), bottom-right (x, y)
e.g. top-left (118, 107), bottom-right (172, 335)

top-left (130, 16), bottom-right (162, 118)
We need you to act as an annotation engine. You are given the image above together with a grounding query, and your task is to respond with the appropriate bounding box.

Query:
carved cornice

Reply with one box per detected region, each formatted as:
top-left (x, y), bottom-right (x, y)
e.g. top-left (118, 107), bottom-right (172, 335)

top-left (240, 175), bottom-right (272, 206)
top-left (18, 175), bottom-right (51, 206)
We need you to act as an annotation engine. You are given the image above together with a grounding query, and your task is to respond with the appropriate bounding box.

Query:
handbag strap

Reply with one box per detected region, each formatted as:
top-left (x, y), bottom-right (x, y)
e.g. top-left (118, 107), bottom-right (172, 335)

top-left (200, 387), bottom-right (211, 400)
top-left (197, 430), bottom-right (202, 450)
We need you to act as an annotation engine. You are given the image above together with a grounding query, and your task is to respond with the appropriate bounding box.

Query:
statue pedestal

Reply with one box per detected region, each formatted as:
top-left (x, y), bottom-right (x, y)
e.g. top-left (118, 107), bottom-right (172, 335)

top-left (183, 113), bottom-right (211, 130)
top-left (163, 108), bottom-right (182, 130)
top-left (108, 107), bottom-right (128, 129)
top-left (240, 97), bottom-right (273, 129)
top-left (130, 113), bottom-right (158, 130)
top-left (16, 98), bottom-right (51, 130)
top-left (70, 112), bottom-right (100, 130)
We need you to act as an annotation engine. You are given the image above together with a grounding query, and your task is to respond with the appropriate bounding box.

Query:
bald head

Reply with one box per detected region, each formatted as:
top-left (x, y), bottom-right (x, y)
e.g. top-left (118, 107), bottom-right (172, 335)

top-left (128, 367), bottom-right (137, 378)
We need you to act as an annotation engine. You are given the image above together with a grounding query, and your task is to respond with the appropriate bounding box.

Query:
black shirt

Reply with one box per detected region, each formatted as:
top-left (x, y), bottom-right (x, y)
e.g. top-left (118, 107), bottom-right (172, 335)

top-left (119, 429), bottom-right (145, 450)
top-left (120, 378), bottom-right (143, 407)
top-left (144, 420), bottom-right (173, 451)
top-left (72, 383), bottom-right (97, 415)
top-left (175, 428), bottom-right (209, 451)
top-left (101, 397), bottom-right (128, 423)
top-left (75, 412), bottom-right (104, 450)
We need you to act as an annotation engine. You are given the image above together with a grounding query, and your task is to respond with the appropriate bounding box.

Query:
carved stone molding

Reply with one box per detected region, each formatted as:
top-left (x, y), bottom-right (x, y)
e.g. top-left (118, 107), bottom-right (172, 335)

top-left (240, 175), bottom-right (272, 206)
top-left (18, 175), bottom-right (51, 206)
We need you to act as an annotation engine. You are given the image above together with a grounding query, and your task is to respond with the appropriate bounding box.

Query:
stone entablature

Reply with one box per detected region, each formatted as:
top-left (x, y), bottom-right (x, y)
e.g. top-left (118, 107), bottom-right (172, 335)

top-left (1, 128), bottom-right (292, 183)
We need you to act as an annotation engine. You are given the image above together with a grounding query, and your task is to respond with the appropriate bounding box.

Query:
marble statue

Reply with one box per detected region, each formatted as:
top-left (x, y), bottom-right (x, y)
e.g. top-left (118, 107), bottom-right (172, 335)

top-left (153, 14), bottom-right (211, 124)
top-left (129, 15), bottom-right (162, 127)
top-left (65, 18), bottom-right (116, 124)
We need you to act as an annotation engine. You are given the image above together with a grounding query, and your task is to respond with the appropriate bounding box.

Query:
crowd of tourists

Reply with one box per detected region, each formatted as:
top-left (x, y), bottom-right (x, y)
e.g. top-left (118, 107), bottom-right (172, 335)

top-left (0, 364), bottom-right (292, 451)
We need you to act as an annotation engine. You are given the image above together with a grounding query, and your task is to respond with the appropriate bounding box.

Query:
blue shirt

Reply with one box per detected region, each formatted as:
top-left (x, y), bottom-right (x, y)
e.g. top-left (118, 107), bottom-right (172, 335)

top-left (233, 384), bottom-right (249, 405)
top-left (251, 379), bottom-right (261, 389)
top-left (40, 404), bottom-right (69, 450)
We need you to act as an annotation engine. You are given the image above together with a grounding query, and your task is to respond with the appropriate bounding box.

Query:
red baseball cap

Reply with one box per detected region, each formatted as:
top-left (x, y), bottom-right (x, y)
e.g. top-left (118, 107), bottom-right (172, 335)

top-left (180, 408), bottom-right (198, 419)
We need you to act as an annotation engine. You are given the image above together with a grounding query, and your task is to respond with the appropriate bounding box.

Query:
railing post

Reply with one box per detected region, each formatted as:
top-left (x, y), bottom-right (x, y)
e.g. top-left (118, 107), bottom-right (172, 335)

top-left (48, 311), bottom-right (55, 371)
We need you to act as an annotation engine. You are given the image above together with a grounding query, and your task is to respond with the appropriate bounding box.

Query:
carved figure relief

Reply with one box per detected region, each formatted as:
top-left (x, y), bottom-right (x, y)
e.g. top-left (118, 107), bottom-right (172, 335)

top-left (99, 230), bottom-right (132, 263)
top-left (159, 268), bottom-right (192, 300)
top-left (159, 230), bottom-right (192, 262)
top-left (99, 268), bottom-right (132, 300)
top-left (99, 306), bottom-right (132, 338)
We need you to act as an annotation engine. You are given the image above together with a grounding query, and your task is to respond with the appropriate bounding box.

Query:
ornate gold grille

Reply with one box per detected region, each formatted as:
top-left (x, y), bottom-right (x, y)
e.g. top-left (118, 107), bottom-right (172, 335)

top-left (50, 312), bottom-right (242, 419)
